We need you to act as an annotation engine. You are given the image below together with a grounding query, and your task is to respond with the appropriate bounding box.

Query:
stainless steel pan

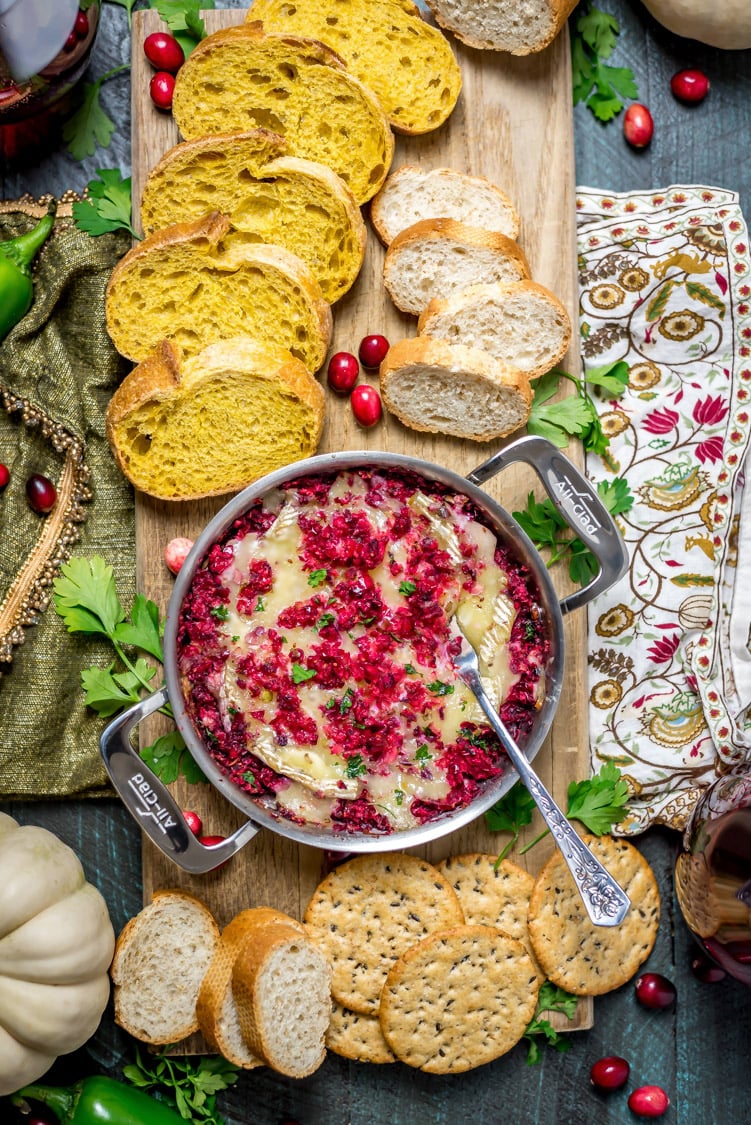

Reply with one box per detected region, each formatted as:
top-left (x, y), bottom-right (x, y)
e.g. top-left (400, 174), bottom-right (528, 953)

top-left (100, 435), bottom-right (628, 872)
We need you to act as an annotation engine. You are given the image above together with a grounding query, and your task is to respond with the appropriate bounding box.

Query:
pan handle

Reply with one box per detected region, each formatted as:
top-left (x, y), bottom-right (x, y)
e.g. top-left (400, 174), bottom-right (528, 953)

top-left (467, 434), bottom-right (629, 616)
top-left (100, 686), bottom-right (260, 873)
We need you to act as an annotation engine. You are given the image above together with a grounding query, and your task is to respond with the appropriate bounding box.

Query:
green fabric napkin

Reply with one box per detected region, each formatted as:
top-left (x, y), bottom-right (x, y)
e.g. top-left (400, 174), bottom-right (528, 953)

top-left (0, 204), bottom-right (134, 797)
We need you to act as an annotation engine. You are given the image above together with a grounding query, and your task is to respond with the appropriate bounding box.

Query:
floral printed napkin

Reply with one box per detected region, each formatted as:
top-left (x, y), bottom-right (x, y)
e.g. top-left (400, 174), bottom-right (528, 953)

top-left (577, 185), bottom-right (751, 834)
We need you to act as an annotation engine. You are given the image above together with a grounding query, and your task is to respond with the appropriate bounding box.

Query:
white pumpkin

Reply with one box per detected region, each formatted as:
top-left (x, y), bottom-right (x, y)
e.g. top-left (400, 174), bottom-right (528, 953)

top-left (0, 812), bottom-right (115, 1096)
top-left (641, 0), bottom-right (751, 50)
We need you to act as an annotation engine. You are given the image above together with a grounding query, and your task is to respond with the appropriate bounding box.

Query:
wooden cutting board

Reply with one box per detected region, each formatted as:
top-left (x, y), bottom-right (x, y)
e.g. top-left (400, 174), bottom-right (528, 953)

top-left (130, 8), bottom-right (591, 1031)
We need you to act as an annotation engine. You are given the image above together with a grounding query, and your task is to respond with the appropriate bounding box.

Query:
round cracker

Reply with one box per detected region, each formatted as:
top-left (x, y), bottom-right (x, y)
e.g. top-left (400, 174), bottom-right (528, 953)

top-left (326, 1002), bottom-right (396, 1064)
top-left (436, 853), bottom-right (545, 985)
top-left (379, 925), bottom-right (540, 1074)
top-left (303, 852), bottom-right (464, 1014)
top-left (527, 834), bottom-right (660, 996)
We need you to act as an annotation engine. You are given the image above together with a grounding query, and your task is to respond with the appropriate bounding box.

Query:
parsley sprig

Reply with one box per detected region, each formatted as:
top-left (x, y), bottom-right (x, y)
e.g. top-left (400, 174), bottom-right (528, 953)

top-left (514, 476), bottom-right (633, 587)
top-left (73, 169), bottom-right (137, 238)
top-left (571, 5), bottom-right (639, 122)
top-left (63, 63), bottom-right (130, 160)
top-left (528, 360), bottom-right (629, 454)
top-left (123, 1047), bottom-right (238, 1124)
top-left (522, 983), bottom-right (579, 1065)
top-left (486, 763), bottom-right (631, 859)
top-left (53, 556), bottom-right (205, 783)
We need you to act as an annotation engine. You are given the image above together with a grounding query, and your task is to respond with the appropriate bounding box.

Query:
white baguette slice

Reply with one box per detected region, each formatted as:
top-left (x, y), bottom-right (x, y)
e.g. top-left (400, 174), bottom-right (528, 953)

top-left (418, 280), bottom-right (572, 380)
top-left (197, 908), bottom-right (305, 1069)
top-left (110, 890), bottom-right (220, 1045)
top-left (424, 0), bottom-right (578, 54)
top-left (371, 165), bottom-right (520, 246)
top-left (380, 336), bottom-right (532, 442)
top-left (383, 219), bottom-right (530, 317)
top-left (232, 921), bottom-right (332, 1078)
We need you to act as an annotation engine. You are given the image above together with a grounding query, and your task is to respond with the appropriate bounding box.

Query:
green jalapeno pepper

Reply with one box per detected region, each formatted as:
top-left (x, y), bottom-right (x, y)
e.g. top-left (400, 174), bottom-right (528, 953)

top-left (13, 1075), bottom-right (185, 1124)
top-left (0, 200), bottom-right (57, 341)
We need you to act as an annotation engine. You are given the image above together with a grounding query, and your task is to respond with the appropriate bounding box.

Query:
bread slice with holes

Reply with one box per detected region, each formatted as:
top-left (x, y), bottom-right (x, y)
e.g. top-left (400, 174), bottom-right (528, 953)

top-left (418, 280), bottom-right (572, 379)
top-left (383, 219), bottom-right (530, 317)
top-left (105, 337), bottom-right (325, 501)
top-left (196, 908), bottom-right (306, 1069)
top-left (139, 134), bottom-right (367, 304)
top-left (371, 165), bottom-right (520, 246)
top-left (110, 890), bottom-right (220, 1045)
top-left (232, 920), bottom-right (332, 1078)
top-left (105, 212), bottom-right (332, 373)
top-left (380, 336), bottom-right (532, 441)
top-left (171, 23), bottom-right (394, 204)
top-left (246, 0), bottom-right (461, 136)
top-left (423, 0), bottom-right (578, 54)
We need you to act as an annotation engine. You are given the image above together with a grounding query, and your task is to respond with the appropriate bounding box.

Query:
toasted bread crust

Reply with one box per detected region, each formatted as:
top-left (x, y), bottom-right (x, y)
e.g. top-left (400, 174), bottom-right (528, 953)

top-left (424, 0), bottom-right (579, 54)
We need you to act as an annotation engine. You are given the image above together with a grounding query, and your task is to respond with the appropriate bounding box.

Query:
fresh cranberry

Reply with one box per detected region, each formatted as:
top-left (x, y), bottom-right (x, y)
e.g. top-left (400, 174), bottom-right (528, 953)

top-left (590, 1055), bottom-right (630, 1091)
top-left (670, 68), bottom-right (709, 104)
top-left (351, 384), bottom-right (382, 427)
top-left (690, 952), bottom-right (727, 983)
top-left (627, 1085), bottom-right (670, 1117)
top-left (623, 103), bottom-right (654, 148)
top-left (74, 10), bottom-right (89, 38)
top-left (149, 71), bottom-right (176, 111)
top-left (198, 835), bottom-right (231, 870)
top-left (0, 463), bottom-right (9, 489)
top-left (25, 473), bottom-right (56, 514)
top-left (165, 536), bottom-right (194, 575)
top-left (327, 351), bottom-right (359, 394)
top-left (634, 972), bottom-right (676, 1009)
top-left (182, 809), bottom-right (203, 836)
top-left (358, 334), bottom-right (389, 369)
top-left (63, 30), bottom-right (77, 52)
top-left (144, 31), bottom-right (185, 74)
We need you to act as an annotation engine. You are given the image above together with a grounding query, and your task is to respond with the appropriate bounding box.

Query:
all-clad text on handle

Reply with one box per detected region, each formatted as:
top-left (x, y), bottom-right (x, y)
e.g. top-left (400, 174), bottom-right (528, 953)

top-left (468, 434), bottom-right (629, 615)
top-left (99, 686), bottom-right (259, 873)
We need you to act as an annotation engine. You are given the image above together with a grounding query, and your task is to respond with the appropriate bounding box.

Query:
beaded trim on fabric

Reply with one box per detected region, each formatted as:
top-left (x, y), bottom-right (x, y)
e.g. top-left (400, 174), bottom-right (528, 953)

top-left (0, 194), bottom-right (90, 667)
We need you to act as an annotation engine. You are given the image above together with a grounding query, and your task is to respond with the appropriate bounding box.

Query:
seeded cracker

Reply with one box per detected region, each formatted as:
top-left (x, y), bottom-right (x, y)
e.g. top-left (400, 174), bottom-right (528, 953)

top-left (436, 853), bottom-right (545, 985)
top-left (379, 925), bottom-right (540, 1074)
top-left (303, 853), bottom-right (464, 1014)
top-left (326, 1002), bottom-right (396, 1064)
top-left (527, 833), bottom-right (660, 996)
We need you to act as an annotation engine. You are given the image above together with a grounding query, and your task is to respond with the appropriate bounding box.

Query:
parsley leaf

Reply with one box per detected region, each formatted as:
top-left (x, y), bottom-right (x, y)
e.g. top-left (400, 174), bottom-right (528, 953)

top-left (522, 982), bottom-right (578, 1065)
top-left (62, 64), bottom-right (129, 160)
top-left (53, 557), bottom-right (202, 784)
top-left (567, 761), bottom-right (631, 834)
top-left (291, 663), bottom-right (316, 684)
top-left (427, 680), bottom-right (454, 696)
top-left (73, 169), bottom-right (137, 238)
top-left (399, 580), bottom-right (416, 596)
top-left (415, 744), bottom-right (432, 763)
top-left (571, 5), bottom-right (639, 123)
top-left (484, 781), bottom-right (537, 861)
top-left (124, 1046), bottom-right (237, 1124)
top-left (140, 731), bottom-right (208, 786)
top-left (308, 568), bottom-right (327, 587)
top-left (513, 476), bottom-right (633, 586)
top-left (107, 0), bottom-right (140, 24)
top-left (528, 361), bottom-right (628, 452)
top-left (345, 754), bottom-right (367, 779)
top-left (151, 0), bottom-right (214, 38)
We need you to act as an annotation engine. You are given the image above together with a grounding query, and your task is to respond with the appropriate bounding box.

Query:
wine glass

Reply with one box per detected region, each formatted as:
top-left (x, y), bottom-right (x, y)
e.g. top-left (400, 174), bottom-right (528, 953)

top-left (675, 770), bottom-right (751, 984)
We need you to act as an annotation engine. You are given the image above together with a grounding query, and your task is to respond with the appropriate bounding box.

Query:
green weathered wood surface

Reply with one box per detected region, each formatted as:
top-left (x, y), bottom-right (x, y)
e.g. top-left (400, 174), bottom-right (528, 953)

top-left (3, 2), bottom-right (751, 1123)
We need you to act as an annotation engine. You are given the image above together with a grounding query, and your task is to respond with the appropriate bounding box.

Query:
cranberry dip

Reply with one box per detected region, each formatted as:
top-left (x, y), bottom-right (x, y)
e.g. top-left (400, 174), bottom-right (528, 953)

top-left (176, 468), bottom-right (549, 836)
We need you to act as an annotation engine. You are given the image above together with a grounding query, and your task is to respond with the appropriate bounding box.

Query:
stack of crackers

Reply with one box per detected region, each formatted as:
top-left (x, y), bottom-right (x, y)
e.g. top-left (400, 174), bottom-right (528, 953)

top-left (304, 837), bottom-right (661, 1074)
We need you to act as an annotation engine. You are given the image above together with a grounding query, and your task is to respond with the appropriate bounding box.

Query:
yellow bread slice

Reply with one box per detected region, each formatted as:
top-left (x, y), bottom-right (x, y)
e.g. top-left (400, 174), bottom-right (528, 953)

top-left (171, 24), bottom-right (394, 204)
top-left (140, 134), bottom-right (367, 304)
top-left (105, 212), bottom-right (332, 372)
top-left (247, 0), bottom-right (461, 135)
top-left (380, 336), bottom-right (532, 442)
top-left (105, 337), bottom-right (325, 501)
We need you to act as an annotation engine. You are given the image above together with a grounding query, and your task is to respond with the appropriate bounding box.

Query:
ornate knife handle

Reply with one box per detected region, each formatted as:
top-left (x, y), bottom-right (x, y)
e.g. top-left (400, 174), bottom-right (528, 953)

top-left (468, 670), bottom-right (631, 927)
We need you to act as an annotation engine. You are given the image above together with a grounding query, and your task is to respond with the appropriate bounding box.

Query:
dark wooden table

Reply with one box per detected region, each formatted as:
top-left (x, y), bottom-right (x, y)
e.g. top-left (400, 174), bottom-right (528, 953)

top-left (2, 3), bottom-right (751, 1123)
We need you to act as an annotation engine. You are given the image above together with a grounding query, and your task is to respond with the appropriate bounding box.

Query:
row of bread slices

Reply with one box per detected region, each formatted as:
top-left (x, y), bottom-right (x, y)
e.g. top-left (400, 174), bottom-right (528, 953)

top-left (104, 7), bottom-right (463, 501)
top-left (374, 168), bottom-right (573, 441)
